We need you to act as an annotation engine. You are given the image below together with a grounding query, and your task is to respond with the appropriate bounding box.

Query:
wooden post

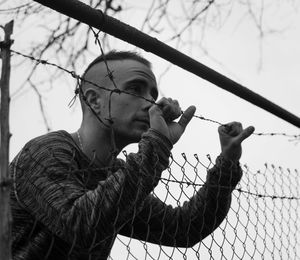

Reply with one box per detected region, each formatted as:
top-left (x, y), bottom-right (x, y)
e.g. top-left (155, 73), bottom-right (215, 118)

top-left (0, 20), bottom-right (13, 260)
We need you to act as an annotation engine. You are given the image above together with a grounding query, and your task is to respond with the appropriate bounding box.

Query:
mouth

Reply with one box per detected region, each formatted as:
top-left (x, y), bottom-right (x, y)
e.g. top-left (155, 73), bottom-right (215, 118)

top-left (136, 119), bottom-right (150, 126)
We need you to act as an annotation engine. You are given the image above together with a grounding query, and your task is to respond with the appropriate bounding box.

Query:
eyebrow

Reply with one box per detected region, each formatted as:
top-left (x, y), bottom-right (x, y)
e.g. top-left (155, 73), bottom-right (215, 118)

top-left (126, 79), bottom-right (158, 100)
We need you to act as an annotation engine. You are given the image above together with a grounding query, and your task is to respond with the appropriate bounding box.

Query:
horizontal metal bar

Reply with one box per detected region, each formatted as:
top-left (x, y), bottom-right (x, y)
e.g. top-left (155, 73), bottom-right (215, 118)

top-left (33, 0), bottom-right (300, 128)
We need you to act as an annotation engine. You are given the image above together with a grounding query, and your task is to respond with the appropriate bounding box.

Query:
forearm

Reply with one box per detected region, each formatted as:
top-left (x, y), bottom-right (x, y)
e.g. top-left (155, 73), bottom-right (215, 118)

top-left (14, 129), bottom-right (172, 249)
top-left (177, 155), bottom-right (242, 246)
top-left (121, 155), bottom-right (242, 247)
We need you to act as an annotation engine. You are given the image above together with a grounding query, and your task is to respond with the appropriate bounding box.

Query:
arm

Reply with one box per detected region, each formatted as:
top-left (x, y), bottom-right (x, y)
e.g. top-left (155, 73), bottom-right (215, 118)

top-left (119, 122), bottom-right (254, 247)
top-left (13, 129), bottom-right (171, 250)
top-left (119, 155), bottom-right (242, 247)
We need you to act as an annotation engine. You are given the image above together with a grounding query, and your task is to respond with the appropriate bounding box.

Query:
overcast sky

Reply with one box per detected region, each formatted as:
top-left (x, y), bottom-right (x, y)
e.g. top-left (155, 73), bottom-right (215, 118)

top-left (2, 1), bottom-right (300, 259)
top-left (6, 1), bottom-right (299, 170)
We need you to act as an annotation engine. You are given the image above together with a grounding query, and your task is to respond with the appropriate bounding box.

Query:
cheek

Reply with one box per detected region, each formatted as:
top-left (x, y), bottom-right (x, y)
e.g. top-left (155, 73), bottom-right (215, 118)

top-left (119, 100), bottom-right (137, 112)
top-left (110, 95), bottom-right (142, 120)
top-left (111, 102), bottom-right (132, 121)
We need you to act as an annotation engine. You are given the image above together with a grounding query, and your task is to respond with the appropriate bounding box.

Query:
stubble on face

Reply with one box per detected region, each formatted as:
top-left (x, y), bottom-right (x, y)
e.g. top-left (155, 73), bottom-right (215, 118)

top-left (83, 59), bottom-right (158, 147)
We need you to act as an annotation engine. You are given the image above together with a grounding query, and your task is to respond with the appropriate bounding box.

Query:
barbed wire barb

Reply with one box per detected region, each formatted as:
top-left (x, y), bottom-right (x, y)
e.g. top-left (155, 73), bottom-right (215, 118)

top-left (10, 48), bottom-right (300, 141)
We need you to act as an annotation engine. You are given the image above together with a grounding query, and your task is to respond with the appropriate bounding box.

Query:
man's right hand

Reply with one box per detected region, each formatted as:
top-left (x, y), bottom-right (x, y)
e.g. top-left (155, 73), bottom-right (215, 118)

top-left (149, 97), bottom-right (196, 145)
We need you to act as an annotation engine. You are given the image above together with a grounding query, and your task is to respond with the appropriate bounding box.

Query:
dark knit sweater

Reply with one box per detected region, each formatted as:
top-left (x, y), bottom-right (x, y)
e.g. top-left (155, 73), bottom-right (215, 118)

top-left (10, 129), bottom-right (242, 260)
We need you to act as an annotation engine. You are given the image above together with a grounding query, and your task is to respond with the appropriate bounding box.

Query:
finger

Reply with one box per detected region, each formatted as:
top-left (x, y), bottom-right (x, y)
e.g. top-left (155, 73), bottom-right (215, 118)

top-left (155, 97), bottom-right (170, 115)
top-left (156, 97), bottom-right (169, 107)
top-left (163, 107), bottom-right (174, 122)
top-left (236, 126), bottom-right (255, 143)
top-left (149, 97), bottom-right (169, 116)
top-left (178, 105), bottom-right (196, 129)
top-left (220, 122), bottom-right (242, 136)
top-left (161, 98), bottom-right (181, 121)
top-left (166, 98), bottom-right (181, 115)
top-left (220, 122), bottom-right (236, 133)
top-left (173, 99), bottom-right (181, 115)
top-left (218, 124), bottom-right (227, 134)
top-left (230, 122), bottom-right (243, 136)
top-left (219, 122), bottom-right (234, 135)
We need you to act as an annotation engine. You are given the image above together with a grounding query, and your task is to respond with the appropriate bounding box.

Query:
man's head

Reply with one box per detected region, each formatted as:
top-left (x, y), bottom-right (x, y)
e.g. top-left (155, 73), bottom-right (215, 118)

top-left (79, 50), bottom-right (159, 147)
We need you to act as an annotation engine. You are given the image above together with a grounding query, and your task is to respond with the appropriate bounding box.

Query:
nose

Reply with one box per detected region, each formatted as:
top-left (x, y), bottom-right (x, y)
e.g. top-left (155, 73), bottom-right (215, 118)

top-left (142, 95), bottom-right (154, 111)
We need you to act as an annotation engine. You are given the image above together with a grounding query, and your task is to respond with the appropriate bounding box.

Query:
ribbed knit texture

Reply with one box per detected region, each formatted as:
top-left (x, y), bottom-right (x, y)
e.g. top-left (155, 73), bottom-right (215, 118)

top-left (10, 129), bottom-right (242, 260)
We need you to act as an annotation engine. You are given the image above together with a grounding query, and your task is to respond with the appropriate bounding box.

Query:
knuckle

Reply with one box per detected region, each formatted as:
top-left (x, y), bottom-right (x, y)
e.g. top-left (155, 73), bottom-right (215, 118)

top-left (159, 97), bottom-right (167, 103)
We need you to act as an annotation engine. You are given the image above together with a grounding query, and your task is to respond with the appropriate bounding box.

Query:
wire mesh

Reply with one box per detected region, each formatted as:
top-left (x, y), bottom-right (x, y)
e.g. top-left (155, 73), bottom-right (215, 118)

top-left (109, 154), bottom-right (300, 260)
top-left (10, 144), bottom-right (300, 259)
top-left (5, 28), bottom-right (300, 260)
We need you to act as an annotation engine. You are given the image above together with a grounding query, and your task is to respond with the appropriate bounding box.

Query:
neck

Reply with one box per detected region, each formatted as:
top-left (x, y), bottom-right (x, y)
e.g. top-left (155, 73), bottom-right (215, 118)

top-left (77, 124), bottom-right (121, 167)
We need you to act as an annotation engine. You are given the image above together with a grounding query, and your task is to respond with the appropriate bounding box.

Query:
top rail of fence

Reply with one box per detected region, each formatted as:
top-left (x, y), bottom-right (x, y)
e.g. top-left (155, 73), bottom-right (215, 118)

top-left (32, 0), bottom-right (300, 128)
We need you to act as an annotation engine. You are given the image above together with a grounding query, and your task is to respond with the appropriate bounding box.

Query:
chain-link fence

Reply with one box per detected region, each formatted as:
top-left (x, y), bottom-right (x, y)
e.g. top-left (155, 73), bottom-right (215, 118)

top-left (7, 46), bottom-right (300, 259)
top-left (1, 5), bottom-right (300, 259)
top-left (110, 155), bottom-right (300, 259)
top-left (10, 143), bottom-right (300, 259)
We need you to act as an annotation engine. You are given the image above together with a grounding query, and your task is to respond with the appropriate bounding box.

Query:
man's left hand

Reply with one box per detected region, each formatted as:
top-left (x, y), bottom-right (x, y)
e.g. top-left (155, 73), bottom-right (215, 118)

top-left (218, 122), bottom-right (255, 162)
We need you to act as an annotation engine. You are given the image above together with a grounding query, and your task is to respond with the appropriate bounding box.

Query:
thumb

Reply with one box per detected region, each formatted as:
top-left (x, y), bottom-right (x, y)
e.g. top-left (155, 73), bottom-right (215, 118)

top-left (178, 106), bottom-right (196, 130)
top-left (236, 126), bottom-right (255, 143)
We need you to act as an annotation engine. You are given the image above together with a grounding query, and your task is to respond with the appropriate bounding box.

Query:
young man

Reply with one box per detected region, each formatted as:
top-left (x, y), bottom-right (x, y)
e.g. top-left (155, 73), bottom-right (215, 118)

top-left (10, 51), bottom-right (254, 260)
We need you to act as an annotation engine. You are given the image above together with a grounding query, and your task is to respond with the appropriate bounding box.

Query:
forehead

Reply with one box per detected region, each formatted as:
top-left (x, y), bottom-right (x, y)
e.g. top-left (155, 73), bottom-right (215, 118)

top-left (90, 59), bottom-right (157, 87)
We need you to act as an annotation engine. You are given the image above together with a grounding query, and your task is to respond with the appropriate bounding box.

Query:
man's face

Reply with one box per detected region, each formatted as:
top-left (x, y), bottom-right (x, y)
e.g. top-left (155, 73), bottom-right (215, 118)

top-left (92, 59), bottom-right (158, 146)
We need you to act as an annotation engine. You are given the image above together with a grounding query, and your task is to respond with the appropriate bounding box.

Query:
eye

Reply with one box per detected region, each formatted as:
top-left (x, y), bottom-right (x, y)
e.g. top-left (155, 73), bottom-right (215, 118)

top-left (128, 84), bottom-right (141, 93)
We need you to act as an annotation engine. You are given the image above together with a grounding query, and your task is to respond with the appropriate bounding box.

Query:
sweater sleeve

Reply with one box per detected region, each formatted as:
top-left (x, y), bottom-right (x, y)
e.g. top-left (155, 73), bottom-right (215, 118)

top-left (13, 129), bottom-right (172, 250)
top-left (119, 155), bottom-right (243, 247)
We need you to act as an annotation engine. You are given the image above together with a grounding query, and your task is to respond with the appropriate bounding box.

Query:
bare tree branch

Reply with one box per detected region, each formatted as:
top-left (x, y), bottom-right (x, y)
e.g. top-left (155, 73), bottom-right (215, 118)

top-left (0, 0), bottom-right (299, 131)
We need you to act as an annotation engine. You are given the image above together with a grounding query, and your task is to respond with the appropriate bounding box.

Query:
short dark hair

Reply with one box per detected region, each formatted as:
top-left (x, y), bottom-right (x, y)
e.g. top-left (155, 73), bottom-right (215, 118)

top-left (78, 50), bottom-right (152, 114)
top-left (82, 50), bottom-right (152, 78)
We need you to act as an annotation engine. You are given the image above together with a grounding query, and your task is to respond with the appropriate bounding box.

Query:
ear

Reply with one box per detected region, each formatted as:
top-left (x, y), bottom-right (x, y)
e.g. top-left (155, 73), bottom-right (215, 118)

top-left (84, 88), bottom-right (102, 113)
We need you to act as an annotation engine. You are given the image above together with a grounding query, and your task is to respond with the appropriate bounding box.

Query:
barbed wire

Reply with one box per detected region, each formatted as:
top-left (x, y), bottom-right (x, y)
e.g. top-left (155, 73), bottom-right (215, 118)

top-left (159, 177), bottom-right (300, 200)
top-left (9, 48), bottom-right (300, 141)
top-left (161, 152), bottom-right (300, 200)
top-left (4, 8), bottom-right (300, 258)
top-left (10, 142), bottom-right (300, 260)
top-left (7, 41), bottom-right (300, 260)
top-left (123, 150), bottom-right (299, 200)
